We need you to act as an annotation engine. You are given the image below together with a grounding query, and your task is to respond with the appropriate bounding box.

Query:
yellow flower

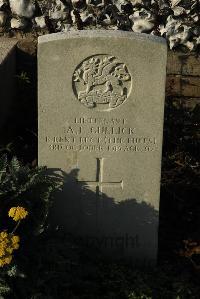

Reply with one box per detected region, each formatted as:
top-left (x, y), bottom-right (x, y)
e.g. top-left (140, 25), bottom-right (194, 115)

top-left (0, 255), bottom-right (12, 267)
top-left (0, 245), bottom-right (6, 257)
top-left (0, 231), bottom-right (20, 267)
top-left (11, 235), bottom-right (20, 244)
top-left (0, 231), bottom-right (8, 239)
top-left (11, 235), bottom-right (20, 250)
top-left (0, 259), bottom-right (6, 267)
top-left (8, 206), bottom-right (28, 221)
top-left (6, 246), bottom-right (14, 254)
top-left (13, 243), bottom-right (20, 250)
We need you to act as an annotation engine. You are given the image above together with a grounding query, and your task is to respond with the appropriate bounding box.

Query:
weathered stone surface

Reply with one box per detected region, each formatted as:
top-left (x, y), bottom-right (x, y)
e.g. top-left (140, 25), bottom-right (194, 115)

top-left (166, 74), bottom-right (200, 97)
top-left (167, 52), bottom-right (200, 76)
top-left (166, 75), bottom-right (181, 96)
top-left (181, 77), bottom-right (200, 98)
top-left (38, 30), bottom-right (167, 262)
top-left (167, 51), bottom-right (182, 75)
top-left (0, 0), bottom-right (199, 50)
top-left (181, 56), bottom-right (200, 76)
top-left (0, 38), bottom-right (17, 131)
top-left (166, 52), bottom-right (200, 99)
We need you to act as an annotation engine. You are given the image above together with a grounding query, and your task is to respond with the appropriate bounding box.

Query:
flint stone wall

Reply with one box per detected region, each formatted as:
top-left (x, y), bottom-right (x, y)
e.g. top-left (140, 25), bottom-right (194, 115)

top-left (0, 0), bottom-right (200, 51)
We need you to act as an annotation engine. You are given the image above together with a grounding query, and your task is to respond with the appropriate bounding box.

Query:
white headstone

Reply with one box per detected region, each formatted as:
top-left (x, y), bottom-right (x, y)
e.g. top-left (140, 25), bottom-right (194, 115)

top-left (38, 30), bottom-right (167, 263)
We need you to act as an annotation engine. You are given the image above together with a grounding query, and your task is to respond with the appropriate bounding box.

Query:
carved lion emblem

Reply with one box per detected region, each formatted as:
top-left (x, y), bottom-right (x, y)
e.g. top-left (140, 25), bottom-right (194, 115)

top-left (72, 54), bottom-right (132, 111)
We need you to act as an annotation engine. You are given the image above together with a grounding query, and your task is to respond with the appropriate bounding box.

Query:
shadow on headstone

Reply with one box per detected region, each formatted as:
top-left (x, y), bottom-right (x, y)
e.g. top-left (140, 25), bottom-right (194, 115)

top-left (48, 168), bottom-right (159, 265)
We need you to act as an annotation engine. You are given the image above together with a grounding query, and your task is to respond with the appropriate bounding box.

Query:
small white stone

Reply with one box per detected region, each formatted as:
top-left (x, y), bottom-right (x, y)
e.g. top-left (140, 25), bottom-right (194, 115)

top-left (56, 20), bottom-right (62, 30)
top-left (9, 0), bottom-right (35, 18)
top-left (192, 14), bottom-right (199, 22)
top-left (159, 24), bottom-right (167, 36)
top-left (173, 6), bottom-right (185, 16)
top-left (0, 11), bottom-right (6, 26)
top-left (70, 10), bottom-right (76, 23)
top-left (10, 17), bottom-right (26, 29)
top-left (170, 0), bottom-right (182, 8)
top-left (80, 10), bottom-right (94, 23)
top-left (184, 41), bottom-right (195, 51)
top-left (35, 16), bottom-right (46, 29)
top-left (49, 0), bottom-right (67, 21)
top-left (167, 21), bottom-right (191, 49)
top-left (132, 18), bottom-right (154, 32)
top-left (195, 36), bottom-right (200, 44)
top-left (72, 0), bottom-right (81, 5)
top-left (129, 8), bottom-right (155, 33)
top-left (101, 14), bottom-right (112, 25)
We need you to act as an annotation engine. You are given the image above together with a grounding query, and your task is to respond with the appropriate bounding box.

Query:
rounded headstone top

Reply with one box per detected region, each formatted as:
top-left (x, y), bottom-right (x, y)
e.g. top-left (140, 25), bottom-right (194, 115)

top-left (38, 30), bottom-right (167, 46)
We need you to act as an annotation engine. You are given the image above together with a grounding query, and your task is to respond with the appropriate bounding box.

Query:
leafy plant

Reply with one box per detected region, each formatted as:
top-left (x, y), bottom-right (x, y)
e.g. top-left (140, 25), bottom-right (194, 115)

top-left (0, 154), bottom-right (62, 234)
top-left (0, 154), bottom-right (62, 298)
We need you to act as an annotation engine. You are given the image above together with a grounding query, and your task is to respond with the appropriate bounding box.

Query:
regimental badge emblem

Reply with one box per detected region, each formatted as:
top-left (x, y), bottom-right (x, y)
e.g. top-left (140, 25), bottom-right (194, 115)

top-left (72, 54), bottom-right (132, 111)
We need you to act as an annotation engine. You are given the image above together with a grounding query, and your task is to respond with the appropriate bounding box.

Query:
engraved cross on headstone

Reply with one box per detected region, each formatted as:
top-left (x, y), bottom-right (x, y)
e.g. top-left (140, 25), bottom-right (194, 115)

top-left (77, 158), bottom-right (123, 196)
